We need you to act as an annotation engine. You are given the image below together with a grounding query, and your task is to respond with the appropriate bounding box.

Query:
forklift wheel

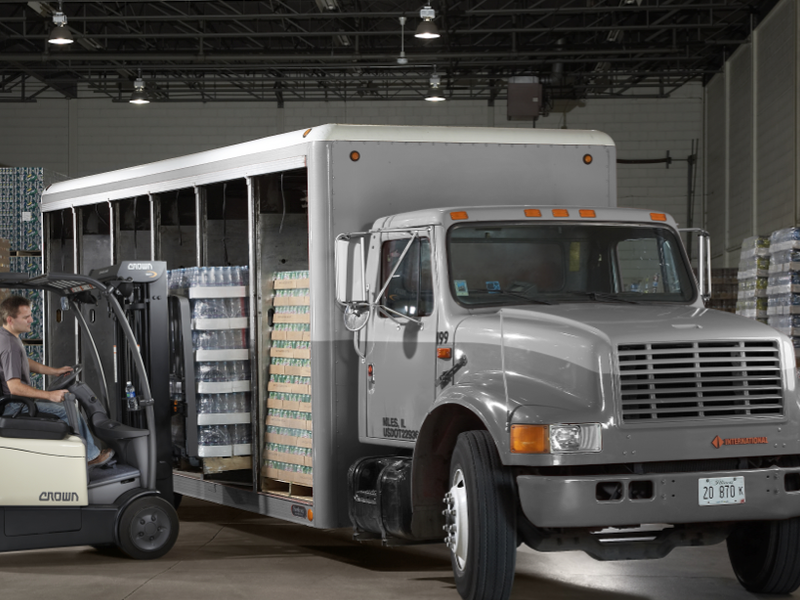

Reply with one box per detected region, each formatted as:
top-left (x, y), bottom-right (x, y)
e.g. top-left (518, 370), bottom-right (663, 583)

top-left (117, 496), bottom-right (179, 560)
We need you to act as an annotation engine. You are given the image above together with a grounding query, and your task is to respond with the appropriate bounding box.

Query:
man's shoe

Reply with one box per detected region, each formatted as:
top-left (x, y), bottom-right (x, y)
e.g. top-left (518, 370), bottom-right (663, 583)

top-left (88, 448), bottom-right (115, 467)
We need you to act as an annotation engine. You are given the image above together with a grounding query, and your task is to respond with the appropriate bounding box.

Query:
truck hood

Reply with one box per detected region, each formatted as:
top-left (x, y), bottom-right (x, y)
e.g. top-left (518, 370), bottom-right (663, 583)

top-left (498, 303), bottom-right (776, 345)
top-left (453, 303), bottom-right (789, 422)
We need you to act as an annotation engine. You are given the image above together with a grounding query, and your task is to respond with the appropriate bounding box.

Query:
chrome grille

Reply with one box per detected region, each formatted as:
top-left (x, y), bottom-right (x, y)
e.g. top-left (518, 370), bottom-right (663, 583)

top-left (618, 340), bottom-right (783, 423)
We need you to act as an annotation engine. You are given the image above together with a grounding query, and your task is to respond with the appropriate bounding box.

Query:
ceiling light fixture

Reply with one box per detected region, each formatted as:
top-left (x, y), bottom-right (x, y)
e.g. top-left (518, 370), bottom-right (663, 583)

top-left (397, 17), bottom-right (408, 64)
top-left (129, 71), bottom-right (150, 105)
top-left (415, 5), bottom-right (440, 39)
top-left (48, 1), bottom-right (73, 45)
top-left (425, 66), bottom-right (446, 102)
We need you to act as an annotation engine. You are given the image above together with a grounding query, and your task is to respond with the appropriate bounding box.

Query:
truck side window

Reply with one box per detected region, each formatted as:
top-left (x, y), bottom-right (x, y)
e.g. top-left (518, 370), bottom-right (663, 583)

top-left (380, 237), bottom-right (433, 317)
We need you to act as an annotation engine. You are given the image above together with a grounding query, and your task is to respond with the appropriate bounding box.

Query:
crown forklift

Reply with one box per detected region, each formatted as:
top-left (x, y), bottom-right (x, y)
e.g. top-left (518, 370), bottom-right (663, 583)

top-left (0, 267), bottom-right (178, 559)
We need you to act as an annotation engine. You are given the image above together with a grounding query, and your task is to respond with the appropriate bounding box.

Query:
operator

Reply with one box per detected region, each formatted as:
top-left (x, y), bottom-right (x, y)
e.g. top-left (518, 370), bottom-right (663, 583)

top-left (0, 295), bottom-right (114, 466)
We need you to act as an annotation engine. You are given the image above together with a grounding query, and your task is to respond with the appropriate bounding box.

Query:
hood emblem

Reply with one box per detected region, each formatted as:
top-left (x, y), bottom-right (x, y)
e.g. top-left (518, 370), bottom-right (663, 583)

top-left (711, 435), bottom-right (767, 449)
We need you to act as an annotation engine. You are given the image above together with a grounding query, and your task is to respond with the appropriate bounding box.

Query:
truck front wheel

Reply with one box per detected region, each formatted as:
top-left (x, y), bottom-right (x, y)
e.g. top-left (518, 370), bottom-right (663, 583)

top-left (444, 430), bottom-right (516, 600)
top-left (727, 518), bottom-right (800, 594)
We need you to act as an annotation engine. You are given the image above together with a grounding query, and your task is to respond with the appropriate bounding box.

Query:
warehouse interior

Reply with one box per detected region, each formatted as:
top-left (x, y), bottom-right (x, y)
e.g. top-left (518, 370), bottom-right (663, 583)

top-left (2, 1), bottom-right (800, 599)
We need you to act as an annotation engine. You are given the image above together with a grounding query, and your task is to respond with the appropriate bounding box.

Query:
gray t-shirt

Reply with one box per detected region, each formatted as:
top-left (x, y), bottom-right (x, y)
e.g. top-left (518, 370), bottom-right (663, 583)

top-left (0, 327), bottom-right (30, 395)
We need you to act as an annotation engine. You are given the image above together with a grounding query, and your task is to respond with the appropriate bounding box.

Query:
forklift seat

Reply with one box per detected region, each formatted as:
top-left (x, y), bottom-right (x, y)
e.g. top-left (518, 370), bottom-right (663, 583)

top-left (0, 396), bottom-right (72, 441)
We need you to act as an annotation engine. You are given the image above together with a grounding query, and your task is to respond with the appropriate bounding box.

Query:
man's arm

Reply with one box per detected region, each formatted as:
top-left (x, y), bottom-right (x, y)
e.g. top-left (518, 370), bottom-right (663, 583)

top-left (6, 377), bottom-right (66, 403)
top-left (28, 360), bottom-right (72, 377)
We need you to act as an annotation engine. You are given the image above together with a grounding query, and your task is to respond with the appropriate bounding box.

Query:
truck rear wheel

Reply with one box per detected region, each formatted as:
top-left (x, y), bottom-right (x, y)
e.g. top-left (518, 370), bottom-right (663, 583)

top-left (444, 430), bottom-right (516, 600)
top-left (727, 518), bottom-right (800, 594)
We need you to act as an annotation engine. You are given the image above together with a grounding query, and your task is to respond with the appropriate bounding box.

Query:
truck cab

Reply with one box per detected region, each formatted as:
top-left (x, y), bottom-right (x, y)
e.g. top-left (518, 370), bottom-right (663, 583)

top-left (338, 204), bottom-right (800, 600)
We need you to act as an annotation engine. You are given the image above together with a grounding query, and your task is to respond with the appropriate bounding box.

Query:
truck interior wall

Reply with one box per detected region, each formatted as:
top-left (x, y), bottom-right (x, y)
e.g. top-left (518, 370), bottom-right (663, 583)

top-left (45, 209), bottom-right (78, 369)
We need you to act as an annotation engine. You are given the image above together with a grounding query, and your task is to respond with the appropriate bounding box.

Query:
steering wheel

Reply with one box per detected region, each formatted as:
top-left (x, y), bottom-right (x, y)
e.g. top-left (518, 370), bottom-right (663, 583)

top-left (45, 364), bottom-right (82, 392)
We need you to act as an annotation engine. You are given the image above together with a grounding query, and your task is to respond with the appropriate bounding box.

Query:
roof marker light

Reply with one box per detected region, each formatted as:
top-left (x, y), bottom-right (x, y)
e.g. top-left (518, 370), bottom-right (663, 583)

top-left (552, 209), bottom-right (569, 218)
top-left (303, 129), bottom-right (312, 137)
top-left (579, 209), bottom-right (596, 218)
top-left (650, 213), bottom-right (667, 222)
top-left (450, 211), bottom-right (469, 220)
top-left (524, 209), bottom-right (542, 217)
top-left (583, 154), bottom-right (593, 164)
top-left (350, 151), bottom-right (361, 161)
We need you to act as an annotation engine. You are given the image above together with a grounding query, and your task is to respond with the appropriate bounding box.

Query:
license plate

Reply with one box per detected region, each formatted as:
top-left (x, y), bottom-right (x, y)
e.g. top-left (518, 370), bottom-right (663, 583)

top-left (698, 476), bottom-right (746, 506)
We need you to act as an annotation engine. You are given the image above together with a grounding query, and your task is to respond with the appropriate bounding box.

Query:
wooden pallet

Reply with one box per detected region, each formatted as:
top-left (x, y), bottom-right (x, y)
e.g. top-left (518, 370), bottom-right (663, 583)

top-left (202, 455), bottom-right (252, 475)
top-left (262, 477), bottom-right (313, 500)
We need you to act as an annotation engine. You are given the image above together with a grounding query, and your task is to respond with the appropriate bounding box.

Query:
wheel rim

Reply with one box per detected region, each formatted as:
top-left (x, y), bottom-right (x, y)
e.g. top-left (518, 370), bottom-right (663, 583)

top-left (444, 468), bottom-right (469, 571)
top-left (129, 505), bottom-right (172, 552)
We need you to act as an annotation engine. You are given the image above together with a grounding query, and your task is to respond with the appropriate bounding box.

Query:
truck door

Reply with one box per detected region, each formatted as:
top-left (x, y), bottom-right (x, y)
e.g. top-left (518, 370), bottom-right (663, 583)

top-left (364, 231), bottom-right (437, 443)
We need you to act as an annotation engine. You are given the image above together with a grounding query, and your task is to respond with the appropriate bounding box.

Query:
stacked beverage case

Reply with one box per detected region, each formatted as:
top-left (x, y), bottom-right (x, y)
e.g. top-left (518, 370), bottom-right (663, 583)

top-left (168, 266), bottom-right (253, 458)
top-left (0, 168), bottom-right (61, 388)
top-left (766, 228), bottom-right (800, 359)
top-left (735, 235), bottom-right (770, 323)
top-left (264, 271), bottom-right (313, 489)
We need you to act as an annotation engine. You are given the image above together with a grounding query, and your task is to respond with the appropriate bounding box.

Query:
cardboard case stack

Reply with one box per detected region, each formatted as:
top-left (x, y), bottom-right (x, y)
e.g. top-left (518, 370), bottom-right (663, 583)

top-left (766, 228), bottom-right (800, 359)
top-left (264, 271), bottom-right (313, 489)
top-left (736, 235), bottom-right (770, 322)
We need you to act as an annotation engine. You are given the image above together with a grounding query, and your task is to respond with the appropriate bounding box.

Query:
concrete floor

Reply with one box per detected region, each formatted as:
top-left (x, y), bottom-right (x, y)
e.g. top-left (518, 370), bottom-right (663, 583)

top-left (1, 496), bottom-right (794, 600)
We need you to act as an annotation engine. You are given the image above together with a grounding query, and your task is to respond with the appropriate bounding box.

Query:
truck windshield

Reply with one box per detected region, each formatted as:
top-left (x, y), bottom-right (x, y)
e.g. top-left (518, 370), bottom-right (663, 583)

top-left (447, 222), bottom-right (695, 307)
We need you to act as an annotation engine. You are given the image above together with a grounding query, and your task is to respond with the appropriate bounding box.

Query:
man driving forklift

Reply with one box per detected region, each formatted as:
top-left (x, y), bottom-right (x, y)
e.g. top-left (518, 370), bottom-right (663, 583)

top-left (0, 295), bottom-right (114, 466)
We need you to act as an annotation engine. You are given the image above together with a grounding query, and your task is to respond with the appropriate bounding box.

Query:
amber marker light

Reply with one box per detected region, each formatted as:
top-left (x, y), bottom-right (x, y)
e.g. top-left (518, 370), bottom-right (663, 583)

top-left (450, 211), bottom-right (469, 220)
top-left (552, 209), bottom-right (569, 218)
top-left (583, 154), bottom-right (593, 164)
top-left (524, 209), bottom-right (542, 218)
top-left (437, 347), bottom-right (452, 359)
top-left (350, 151), bottom-right (361, 161)
top-left (303, 129), bottom-right (312, 137)
top-left (308, 510), bottom-right (314, 521)
top-left (650, 213), bottom-right (667, 222)
top-left (510, 424), bottom-right (549, 454)
top-left (579, 209), bottom-right (596, 218)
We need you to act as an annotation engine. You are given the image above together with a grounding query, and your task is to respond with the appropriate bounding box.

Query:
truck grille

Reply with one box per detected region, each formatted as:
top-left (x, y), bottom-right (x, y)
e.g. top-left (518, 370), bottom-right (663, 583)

top-left (618, 340), bottom-right (783, 423)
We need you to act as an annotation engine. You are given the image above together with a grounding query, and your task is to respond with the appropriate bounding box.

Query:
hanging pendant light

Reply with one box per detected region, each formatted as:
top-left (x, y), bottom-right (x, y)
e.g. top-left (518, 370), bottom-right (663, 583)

top-left (415, 5), bottom-right (440, 39)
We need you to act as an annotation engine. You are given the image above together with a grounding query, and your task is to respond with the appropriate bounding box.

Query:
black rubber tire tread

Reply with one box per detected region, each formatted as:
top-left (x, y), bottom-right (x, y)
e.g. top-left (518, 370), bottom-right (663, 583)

top-left (727, 517), bottom-right (800, 594)
top-left (117, 496), bottom-right (180, 560)
top-left (450, 430), bottom-right (517, 600)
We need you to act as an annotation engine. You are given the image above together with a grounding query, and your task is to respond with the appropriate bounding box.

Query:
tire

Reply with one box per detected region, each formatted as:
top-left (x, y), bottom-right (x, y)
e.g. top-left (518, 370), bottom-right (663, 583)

top-left (117, 496), bottom-right (180, 560)
top-left (727, 517), bottom-right (800, 594)
top-left (444, 431), bottom-right (517, 600)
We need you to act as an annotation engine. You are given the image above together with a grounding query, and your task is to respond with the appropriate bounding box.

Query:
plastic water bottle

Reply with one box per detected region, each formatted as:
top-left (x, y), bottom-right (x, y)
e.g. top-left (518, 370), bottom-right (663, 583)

top-left (125, 381), bottom-right (137, 411)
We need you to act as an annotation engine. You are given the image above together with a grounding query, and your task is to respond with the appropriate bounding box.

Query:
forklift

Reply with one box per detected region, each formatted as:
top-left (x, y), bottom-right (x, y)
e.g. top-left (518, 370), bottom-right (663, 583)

top-left (0, 264), bottom-right (178, 558)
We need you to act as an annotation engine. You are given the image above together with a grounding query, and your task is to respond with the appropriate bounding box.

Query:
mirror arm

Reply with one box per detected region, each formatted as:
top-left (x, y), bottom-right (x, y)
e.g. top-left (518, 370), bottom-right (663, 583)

top-left (377, 304), bottom-right (422, 326)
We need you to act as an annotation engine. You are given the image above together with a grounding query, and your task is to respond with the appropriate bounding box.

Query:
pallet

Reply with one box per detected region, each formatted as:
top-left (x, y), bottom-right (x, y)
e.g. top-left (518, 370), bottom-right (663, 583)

top-left (202, 455), bottom-right (252, 475)
top-left (262, 477), bottom-right (313, 499)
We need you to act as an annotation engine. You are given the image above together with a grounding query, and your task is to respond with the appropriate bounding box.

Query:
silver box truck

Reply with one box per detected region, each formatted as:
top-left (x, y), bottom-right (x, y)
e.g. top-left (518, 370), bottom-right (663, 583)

top-left (41, 125), bottom-right (800, 599)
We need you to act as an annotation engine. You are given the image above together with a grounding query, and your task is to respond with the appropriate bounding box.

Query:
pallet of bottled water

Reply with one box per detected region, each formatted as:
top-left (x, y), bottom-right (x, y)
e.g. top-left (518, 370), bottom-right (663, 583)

top-left (264, 270), bottom-right (313, 489)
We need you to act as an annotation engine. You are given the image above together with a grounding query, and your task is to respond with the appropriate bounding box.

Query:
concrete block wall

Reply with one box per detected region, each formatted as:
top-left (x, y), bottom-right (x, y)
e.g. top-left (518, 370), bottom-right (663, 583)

top-left (0, 82), bottom-right (703, 228)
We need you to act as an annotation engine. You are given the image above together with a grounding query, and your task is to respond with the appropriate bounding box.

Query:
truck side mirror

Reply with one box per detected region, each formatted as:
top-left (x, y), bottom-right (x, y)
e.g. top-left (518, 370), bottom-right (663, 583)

top-left (335, 235), bottom-right (367, 304)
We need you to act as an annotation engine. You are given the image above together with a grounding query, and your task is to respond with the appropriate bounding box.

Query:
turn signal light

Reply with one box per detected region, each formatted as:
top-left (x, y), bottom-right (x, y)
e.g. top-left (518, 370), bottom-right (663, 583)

top-left (510, 424), bottom-right (549, 454)
top-left (437, 347), bottom-right (452, 359)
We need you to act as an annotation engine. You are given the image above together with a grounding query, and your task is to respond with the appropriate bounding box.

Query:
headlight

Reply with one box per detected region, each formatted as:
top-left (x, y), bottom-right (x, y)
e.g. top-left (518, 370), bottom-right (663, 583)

top-left (510, 423), bottom-right (602, 454)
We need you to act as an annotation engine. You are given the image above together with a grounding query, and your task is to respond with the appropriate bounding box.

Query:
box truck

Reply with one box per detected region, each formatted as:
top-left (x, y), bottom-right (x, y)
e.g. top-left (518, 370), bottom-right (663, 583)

top-left (40, 125), bottom-right (800, 599)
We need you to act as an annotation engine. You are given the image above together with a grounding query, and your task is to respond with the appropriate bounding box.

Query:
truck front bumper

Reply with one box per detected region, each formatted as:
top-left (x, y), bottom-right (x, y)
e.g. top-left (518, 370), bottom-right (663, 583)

top-left (518, 466), bottom-right (800, 528)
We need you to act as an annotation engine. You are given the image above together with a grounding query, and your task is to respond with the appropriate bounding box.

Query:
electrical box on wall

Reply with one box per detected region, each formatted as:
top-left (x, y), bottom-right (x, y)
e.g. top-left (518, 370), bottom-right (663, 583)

top-left (507, 78), bottom-right (542, 121)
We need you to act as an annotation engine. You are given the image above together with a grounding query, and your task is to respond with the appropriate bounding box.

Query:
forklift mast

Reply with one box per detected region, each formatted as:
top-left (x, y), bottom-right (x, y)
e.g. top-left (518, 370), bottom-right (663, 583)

top-left (90, 261), bottom-right (172, 503)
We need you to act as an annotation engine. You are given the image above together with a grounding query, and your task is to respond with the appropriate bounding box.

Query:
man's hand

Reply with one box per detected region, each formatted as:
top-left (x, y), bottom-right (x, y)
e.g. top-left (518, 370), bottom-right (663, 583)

top-left (52, 365), bottom-right (73, 377)
top-left (48, 389), bottom-right (67, 403)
